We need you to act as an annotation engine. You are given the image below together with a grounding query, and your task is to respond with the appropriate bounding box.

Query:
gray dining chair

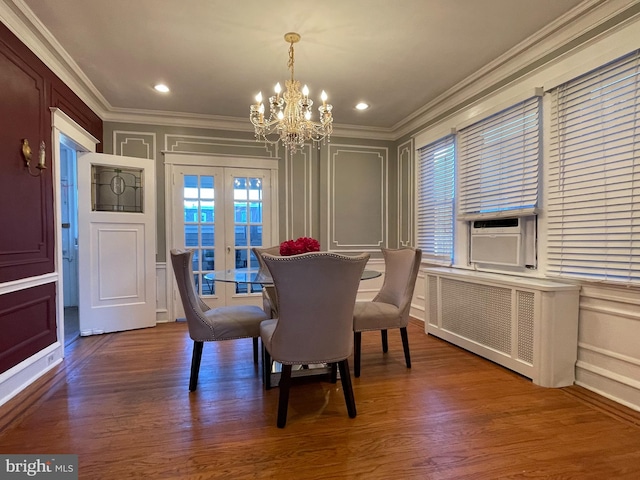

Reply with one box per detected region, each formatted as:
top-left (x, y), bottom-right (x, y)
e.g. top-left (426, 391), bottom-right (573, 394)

top-left (260, 251), bottom-right (370, 428)
top-left (251, 245), bottom-right (281, 318)
top-left (170, 248), bottom-right (270, 391)
top-left (353, 247), bottom-right (422, 377)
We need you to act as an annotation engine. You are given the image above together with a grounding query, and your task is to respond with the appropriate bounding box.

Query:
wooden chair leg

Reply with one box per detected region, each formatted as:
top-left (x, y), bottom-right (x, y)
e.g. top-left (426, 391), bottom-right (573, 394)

top-left (400, 327), bottom-right (411, 368)
top-left (354, 332), bottom-right (362, 378)
top-left (381, 329), bottom-right (388, 353)
top-left (263, 344), bottom-right (272, 390)
top-left (277, 364), bottom-right (293, 428)
top-left (330, 363), bottom-right (338, 383)
top-left (338, 359), bottom-right (357, 418)
top-left (189, 341), bottom-right (204, 392)
top-left (253, 337), bottom-right (259, 364)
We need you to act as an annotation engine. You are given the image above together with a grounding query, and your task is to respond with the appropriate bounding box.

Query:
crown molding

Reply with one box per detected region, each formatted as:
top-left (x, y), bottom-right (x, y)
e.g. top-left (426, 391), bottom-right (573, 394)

top-left (101, 107), bottom-right (395, 140)
top-left (0, 0), bottom-right (110, 117)
top-left (393, 0), bottom-right (640, 140)
top-left (3, 0), bottom-right (638, 143)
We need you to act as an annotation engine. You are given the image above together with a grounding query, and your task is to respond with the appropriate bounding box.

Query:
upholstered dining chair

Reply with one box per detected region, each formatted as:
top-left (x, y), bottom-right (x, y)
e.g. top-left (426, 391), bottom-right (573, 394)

top-left (353, 247), bottom-right (422, 377)
top-left (170, 248), bottom-right (269, 391)
top-left (260, 251), bottom-right (370, 428)
top-left (251, 245), bottom-right (281, 318)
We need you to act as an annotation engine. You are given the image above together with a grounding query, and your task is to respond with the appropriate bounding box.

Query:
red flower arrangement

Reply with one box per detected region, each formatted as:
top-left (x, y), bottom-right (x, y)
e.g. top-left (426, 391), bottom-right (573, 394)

top-left (279, 237), bottom-right (320, 256)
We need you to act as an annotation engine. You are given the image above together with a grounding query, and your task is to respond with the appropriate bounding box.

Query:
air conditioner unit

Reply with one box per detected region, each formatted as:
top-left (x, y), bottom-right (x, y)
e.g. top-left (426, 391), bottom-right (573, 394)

top-left (470, 217), bottom-right (523, 267)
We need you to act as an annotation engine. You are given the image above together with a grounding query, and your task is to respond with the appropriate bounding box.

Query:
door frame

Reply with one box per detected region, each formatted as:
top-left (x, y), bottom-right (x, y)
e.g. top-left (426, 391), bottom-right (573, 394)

top-left (52, 108), bottom-right (99, 352)
top-left (164, 152), bottom-right (279, 321)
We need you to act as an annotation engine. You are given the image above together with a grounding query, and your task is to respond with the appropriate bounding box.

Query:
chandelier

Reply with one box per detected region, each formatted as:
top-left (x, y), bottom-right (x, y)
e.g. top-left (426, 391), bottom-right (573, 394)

top-left (250, 32), bottom-right (333, 153)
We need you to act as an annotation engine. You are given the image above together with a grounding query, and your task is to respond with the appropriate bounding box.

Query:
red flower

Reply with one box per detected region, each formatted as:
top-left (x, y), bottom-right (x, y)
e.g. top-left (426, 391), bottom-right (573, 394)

top-left (279, 237), bottom-right (320, 256)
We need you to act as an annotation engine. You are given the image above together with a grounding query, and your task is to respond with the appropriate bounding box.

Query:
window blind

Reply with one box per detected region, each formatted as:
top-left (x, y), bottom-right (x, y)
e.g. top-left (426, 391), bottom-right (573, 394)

top-left (457, 96), bottom-right (540, 219)
top-left (547, 50), bottom-right (640, 284)
top-left (417, 135), bottom-right (455, 264)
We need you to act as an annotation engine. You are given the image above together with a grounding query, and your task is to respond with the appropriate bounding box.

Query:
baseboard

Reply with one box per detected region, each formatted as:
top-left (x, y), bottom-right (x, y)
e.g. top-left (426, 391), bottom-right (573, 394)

top-left (562, 384), bottom-right (640, 428)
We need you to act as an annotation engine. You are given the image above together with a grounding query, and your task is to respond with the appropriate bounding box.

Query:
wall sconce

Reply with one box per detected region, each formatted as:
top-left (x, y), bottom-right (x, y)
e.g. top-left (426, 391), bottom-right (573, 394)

top-left (22, 139), bottom-right (46, 177)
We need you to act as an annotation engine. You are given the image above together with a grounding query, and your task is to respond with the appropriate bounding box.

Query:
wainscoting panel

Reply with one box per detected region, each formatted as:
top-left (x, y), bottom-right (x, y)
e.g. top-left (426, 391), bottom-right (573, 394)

top-left (0, 283), bottom-right (56, 374)
top-left (576, 284), bottom-right (640, 412)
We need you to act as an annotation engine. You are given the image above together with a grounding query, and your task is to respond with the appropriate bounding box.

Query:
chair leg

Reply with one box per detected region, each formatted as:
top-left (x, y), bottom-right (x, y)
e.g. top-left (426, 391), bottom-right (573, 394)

top-left (381, 329), bottom-right (388, 353)
top-left (354, 332), bottom-right (362, 378)
top-left (338, 359), bottom-right (357, 418)
top-left (277, 364), bottom-right (293, 428)
top-left (330, 363), bottom-right (338, 383)
top-left (263, 344), bottom-right (272, 390)
top-left (400, 327), bottom-right (411, 368)
top-left (253, 337), bottom-right (259, 364)
top-left (189, 341), bottom-right (204, 392)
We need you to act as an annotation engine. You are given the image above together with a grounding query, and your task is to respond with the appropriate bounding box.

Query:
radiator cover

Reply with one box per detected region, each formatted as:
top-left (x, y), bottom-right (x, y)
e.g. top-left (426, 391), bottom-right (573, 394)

top-left (425, 267), bottom-right (580, 387)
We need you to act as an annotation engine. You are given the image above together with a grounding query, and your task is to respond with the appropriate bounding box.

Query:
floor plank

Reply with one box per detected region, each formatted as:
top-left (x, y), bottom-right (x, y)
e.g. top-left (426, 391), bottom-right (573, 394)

top-left (1, 320), bottom-right (639, 479)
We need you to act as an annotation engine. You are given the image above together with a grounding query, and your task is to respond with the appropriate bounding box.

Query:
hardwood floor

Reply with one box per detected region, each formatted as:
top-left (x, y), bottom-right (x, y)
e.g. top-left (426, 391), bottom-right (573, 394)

top-left (1, 320), bottom-right (640, 479)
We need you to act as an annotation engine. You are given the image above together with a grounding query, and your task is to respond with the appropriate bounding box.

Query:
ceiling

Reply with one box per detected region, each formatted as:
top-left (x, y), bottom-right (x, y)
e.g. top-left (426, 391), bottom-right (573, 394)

top-left (18, 0), bottom-right (587, 134)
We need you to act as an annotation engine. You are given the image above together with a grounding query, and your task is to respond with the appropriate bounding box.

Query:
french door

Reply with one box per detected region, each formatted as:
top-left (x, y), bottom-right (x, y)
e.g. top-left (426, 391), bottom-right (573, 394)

top-left (171, 164), bottom-right (274, 312)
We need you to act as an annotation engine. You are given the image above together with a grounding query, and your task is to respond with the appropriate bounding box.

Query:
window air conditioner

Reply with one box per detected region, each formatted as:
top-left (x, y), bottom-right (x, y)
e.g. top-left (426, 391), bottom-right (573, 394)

top-left (470, 217), bottom-right (523, 267)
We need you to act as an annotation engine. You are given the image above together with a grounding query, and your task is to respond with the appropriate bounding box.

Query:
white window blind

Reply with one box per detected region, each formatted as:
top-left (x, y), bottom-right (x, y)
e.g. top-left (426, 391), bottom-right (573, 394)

top-left (417, 135), bottom-right (455, 264)
top-left (458, 96), bottom-right (540, 219)
top-left (547, 50), bottom-right (640, 284)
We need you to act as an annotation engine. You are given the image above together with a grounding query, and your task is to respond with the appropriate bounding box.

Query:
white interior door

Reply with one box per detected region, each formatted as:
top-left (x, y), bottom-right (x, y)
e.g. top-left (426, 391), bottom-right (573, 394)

top-left (77, 152), bottom-right (156, 335)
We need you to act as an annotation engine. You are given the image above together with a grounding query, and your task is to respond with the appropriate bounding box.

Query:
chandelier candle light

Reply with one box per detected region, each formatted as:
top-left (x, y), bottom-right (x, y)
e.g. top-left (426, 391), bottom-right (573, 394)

top-left (250, 32), bottom-right (333, 153)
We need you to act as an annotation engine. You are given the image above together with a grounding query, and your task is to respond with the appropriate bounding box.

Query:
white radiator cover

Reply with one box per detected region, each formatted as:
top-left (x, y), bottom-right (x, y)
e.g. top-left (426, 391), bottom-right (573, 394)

top-left (424, 267), bottom-right (580, 387)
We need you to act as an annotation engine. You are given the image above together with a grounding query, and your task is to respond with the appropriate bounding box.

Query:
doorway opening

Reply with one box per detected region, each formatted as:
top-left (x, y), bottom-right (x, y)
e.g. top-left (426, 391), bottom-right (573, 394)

top-left (59, 137), bottom-right (79, 345)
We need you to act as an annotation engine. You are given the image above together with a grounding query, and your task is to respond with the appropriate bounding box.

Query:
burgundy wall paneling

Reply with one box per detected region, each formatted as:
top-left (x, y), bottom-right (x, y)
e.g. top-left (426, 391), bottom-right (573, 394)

top-left (0, 20), bottom-right (103, 377)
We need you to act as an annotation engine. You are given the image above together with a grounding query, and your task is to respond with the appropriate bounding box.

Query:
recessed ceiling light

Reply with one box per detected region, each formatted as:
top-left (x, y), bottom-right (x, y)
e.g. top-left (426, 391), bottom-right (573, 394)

top-left (154, 84), bottom-right (170, 93)
top-left (355, 102), bottom-right (369, 110)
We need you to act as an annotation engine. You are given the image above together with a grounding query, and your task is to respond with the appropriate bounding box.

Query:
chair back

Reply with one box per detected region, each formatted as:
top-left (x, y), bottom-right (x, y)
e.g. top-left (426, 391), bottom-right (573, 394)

top-left (251, 246), bottom-right (281, 317)
top-left (252, 245), bottom-right (281, 272)
top-left (170, 248), bottom-right (215, 340)
top-left (374, 248), bottom-right (422, 325)
top-left (263, 251), bottom-right (369, 364)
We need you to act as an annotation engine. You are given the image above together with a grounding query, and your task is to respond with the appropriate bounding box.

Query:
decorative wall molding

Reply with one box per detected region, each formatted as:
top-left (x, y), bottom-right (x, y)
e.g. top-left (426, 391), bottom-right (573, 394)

top-left (112, 131), bottom-right (156, 160)
top-left (155, 262), bottom-right (168, 323)
top-left (285, 146), bottom-right (314, 240)
top-left (165, 134), bottom-right (278, 157)
top-left (326, 145), bottom-right (388, 252)
top-left (397, 139), bottom-right (414, 247)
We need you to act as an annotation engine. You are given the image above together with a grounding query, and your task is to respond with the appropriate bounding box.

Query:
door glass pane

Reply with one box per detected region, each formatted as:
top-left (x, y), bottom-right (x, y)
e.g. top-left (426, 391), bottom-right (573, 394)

top-left (183, 175), bottom-right (216, 295)
top-left (201, 225), bottom-right (214, 247)
top-left (233, 176), bottom-right (265, 294)
top-left (235, 226), bottom-right (248, 246)
top-left (185, 225), bottom-right (198, 247)
top-left (92, 165), bottom-right (143, 212)
top-left (202, 249), bottom-right (215, 270)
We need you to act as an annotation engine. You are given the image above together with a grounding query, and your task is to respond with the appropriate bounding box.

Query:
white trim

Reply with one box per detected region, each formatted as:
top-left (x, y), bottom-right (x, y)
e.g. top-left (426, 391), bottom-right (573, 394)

top-left (52, 108), bottom-right (98, 355)
top-left (163, 152), bottom-right (278, 169)
top-left (0, 272), bottom-right (56, 295)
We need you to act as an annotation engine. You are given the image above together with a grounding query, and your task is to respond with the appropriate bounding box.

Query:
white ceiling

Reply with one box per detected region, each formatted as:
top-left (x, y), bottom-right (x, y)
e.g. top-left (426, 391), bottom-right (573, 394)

top-left (18, 0), bottom-right (587, 134)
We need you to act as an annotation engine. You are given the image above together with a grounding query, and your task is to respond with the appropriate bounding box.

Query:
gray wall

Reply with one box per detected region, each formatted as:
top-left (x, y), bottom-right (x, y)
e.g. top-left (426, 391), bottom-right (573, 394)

top-left (102, 123), bottom-right (405, 261)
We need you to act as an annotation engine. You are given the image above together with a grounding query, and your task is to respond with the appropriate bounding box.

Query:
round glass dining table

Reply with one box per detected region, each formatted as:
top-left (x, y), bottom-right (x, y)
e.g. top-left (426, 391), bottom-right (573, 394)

top-left (204, 267), bottom-right (381, 285)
